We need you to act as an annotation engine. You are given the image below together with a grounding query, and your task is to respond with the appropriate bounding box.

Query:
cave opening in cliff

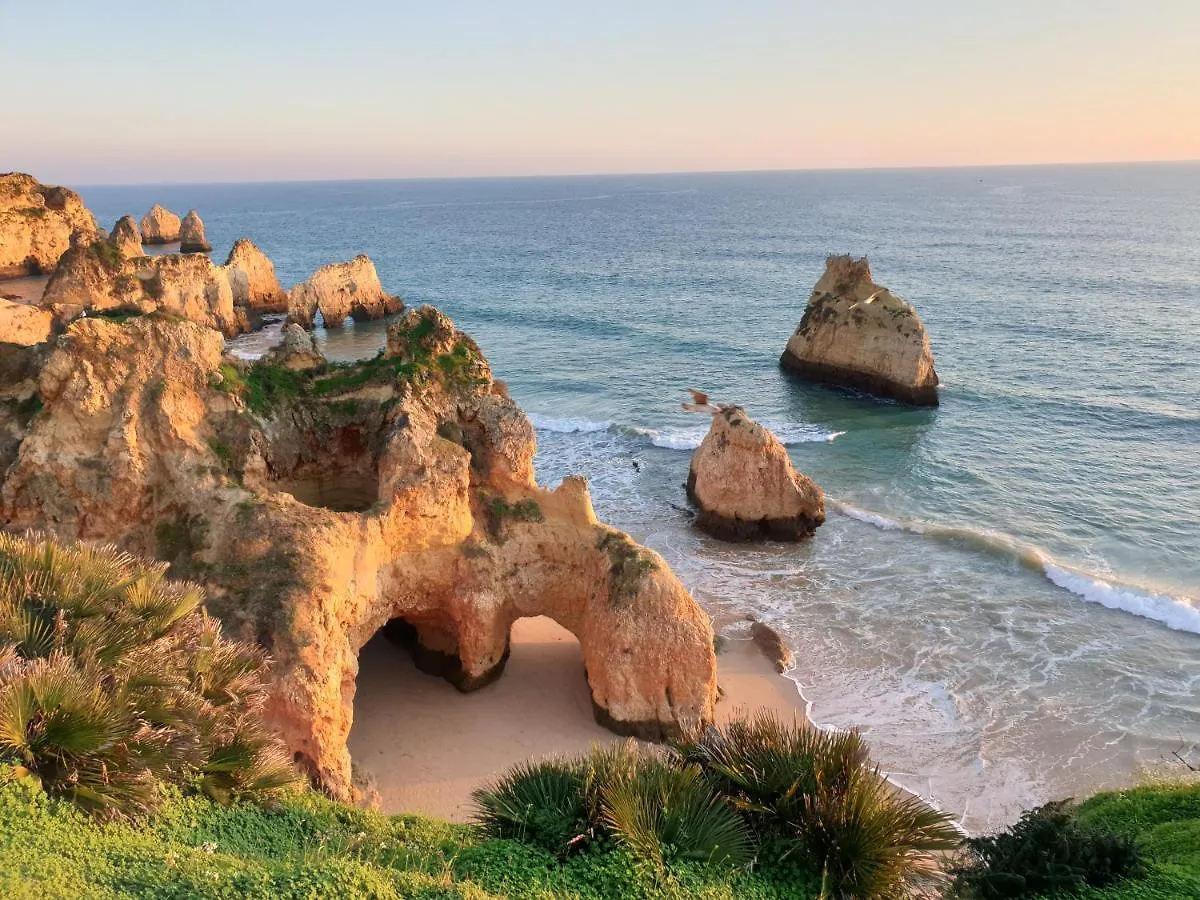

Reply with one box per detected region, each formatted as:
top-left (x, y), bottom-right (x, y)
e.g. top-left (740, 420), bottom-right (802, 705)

top-left (269, 420), bottom-right (381, 513)
top-left (347, 615), bottom-right (603, 812)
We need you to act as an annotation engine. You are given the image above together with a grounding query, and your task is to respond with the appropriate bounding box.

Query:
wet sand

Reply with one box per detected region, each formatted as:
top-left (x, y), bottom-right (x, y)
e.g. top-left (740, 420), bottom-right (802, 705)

top-left (348, 616), bottom-right (806, 821)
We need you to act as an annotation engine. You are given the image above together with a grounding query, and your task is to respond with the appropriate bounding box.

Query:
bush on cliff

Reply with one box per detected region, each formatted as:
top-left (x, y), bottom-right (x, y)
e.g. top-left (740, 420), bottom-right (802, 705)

top-left (0, 532), bottom-right (295, 816)
top-left (474, 713), bottom-right (961, 896)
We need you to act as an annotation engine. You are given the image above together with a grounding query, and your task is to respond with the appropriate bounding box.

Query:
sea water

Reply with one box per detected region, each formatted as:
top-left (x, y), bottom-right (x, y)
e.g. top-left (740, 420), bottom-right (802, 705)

top-left (84, 164), bottom-right (1200, 831)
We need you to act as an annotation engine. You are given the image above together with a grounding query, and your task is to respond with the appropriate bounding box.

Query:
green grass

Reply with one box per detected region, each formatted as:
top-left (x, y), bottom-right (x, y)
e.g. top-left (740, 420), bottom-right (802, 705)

top-left (1067, 780), bottom-right (1200, 899)
top-left (0, 771), bottom-right (819, 899)
top-left (88, 240), bottom-right (123, 271)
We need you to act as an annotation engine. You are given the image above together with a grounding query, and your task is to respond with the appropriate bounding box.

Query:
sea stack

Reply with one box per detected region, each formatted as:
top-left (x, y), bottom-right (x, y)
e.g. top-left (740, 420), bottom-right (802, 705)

top-left (178, 209), bottom-right (212, 253)
top-left (109, 215), bottom-right (143, 259)
top-left (684, 395), bottom-right (825, 541)
top-left (139, 203), bottom-right (181, 244)
top-left (0, 172), bottom-right (98, 277)
top-left (287, 254), bottom-right (403, 328)
top-left (225, 237), bottom-right (287, 312)
top-left (780, 255), bottom-right (939, 406)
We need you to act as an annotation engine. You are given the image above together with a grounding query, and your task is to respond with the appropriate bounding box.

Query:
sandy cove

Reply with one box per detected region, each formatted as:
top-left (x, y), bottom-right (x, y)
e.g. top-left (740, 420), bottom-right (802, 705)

top-left (349, 616), bottom-right (806, 821)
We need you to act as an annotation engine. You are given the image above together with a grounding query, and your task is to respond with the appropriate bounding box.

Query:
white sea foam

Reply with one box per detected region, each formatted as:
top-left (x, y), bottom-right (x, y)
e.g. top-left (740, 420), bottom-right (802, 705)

top-left (1043, 564), bottom-right (1200, 635)
top-left (831, 499), bottom-right (1200, 635)
top-left (528, 414), bottom-right (611, 434)
top-left (634, 420), bottom-right (841, 451)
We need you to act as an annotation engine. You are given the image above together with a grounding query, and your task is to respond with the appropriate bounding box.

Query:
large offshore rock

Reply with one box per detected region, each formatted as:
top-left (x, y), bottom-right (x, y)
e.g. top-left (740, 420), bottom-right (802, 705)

top-left (0, 173), bottom-right (98, 277)
top-left (109, 215), bottom-right (144, 260)
top-left (288, 254), bottom-right (402, 328)
top-left (781, 255), bottom-right (939, 405)
top-left (179, 209), bottom-right (213, 253)
top-left (140, 204), bottom-right (182, 244)
top-left (0, 306), bottom-right (718, 802)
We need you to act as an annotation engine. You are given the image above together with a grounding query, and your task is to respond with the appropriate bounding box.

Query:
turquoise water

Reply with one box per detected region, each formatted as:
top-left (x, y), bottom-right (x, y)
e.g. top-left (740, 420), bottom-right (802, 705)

top-left (84, 165), bottom-right (1200, 829)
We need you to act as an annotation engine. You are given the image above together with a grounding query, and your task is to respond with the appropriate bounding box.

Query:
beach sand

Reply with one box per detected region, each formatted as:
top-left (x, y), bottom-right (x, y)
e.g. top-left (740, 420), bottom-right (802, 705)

top-left (348, 616), bottom-right (806, 821)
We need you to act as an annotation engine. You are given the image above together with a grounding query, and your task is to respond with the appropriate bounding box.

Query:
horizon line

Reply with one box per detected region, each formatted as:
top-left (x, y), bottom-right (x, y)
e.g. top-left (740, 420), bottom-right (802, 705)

top-left (53, 156), bottom-right (1200, 190)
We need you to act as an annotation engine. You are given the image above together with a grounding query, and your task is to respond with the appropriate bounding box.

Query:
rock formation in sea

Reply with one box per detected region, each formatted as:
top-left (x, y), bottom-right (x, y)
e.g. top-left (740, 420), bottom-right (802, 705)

top-left (0, 305), bottom-right (718, 802)
top-left (178, 209), bottom-right (213, 253)
top-left (750, 621), bottom-right (795, 673)
top-left (0, 173), bottom-right (98, 278)
top-left (40, 233), bottom-right (251, 337)
top-left (264, 322), bottom-right (325, 371)
top-left (140, 203), bottom-right (182, 244)
top-left (225, 238), bottom-right (287, 312)
top-left (0, 297), bottom-right (53, 347)
top-left (109, 215), bottom-right (144, 259)
top-left (685, 400), bottom-right (825, 541)
top-left (288, 254), bottom-right (403, 328)
top-left (780, 255), bottom-right (939, 406)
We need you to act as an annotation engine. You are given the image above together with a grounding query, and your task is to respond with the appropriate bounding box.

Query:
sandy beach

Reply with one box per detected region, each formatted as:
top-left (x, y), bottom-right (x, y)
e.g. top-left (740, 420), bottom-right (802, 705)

top-left (348, 616), bottom-right (806, 821)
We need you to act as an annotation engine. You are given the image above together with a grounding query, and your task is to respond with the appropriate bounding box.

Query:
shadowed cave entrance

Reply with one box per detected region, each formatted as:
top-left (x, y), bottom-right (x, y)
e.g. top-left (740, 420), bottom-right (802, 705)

top-left (267, 418), bottom-right (383, 513)
top-left (347, 616), bottom-right (617, 817)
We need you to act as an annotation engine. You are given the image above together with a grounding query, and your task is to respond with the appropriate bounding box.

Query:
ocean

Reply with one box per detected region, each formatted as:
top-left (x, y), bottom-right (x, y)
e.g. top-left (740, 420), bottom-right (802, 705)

top-left (83, 164), bottom-right (1200, 831)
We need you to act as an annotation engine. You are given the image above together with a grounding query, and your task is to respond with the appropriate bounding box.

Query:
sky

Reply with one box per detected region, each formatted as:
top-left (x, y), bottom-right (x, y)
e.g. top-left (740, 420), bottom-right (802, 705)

top-left (4, 1), bottom-right (1199, 184)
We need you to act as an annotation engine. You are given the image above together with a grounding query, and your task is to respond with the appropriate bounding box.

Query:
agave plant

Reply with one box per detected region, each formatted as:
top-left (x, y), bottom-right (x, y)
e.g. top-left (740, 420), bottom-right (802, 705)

top-left (597, 742), bottom-right (754, 868)
top-left (471, 758), bottom-right (591, 855)
top-left (0, 532), bottom-right (295, 816)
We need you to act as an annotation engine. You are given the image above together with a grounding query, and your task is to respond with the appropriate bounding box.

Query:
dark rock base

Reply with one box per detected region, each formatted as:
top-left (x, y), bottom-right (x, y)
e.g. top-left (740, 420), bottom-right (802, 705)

top-left (180, 242), bottom-right (213, 254)
top-left (685, 471), bottom-right (824, 542)
top-left (591, 697), bottom-right (691, 742)
top-left (779, 348), bottom-right (939, 406)
top-left (382, 618), bottom-right (511, 692)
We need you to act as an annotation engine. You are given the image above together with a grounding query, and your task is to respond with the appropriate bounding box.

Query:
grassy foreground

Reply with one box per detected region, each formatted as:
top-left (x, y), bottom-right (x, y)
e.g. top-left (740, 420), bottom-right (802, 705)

top-left (0, 766), bottom-right (815, 899)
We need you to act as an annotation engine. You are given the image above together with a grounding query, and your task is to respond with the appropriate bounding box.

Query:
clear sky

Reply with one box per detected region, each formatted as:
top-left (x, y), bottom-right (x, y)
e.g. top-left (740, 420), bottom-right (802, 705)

top-left (5, 1), bottom-right (1198, 184)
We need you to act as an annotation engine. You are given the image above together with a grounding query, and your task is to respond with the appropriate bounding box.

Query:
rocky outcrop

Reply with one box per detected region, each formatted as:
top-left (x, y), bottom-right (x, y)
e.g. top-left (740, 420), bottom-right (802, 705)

top-left (685, 403), bottom-right (824, 541)
top-left (780, 255), bottom-right (939, 406)
top-left (0, 306), bottom-right (717, 802)
top-left (225, 238), bottom-right (287, 312)
top-left (0, 298), bottom-right (53, 347)
top-left (750, 621), bottom-right (795, 673)
top-left (0, 173), bottom-right (98, 278)
top-left (140, 204), bottom-right (181, 244)
top-left (40, 236), bottom-right (250, 337)
top-left (109, 215), bottom-right (143, 259)
top-left (179, 210), bottom-right (212, 253)
top-left (288, 254), bottom-right (402, 328)
top-left (264, 323), bottom-right (325, 371)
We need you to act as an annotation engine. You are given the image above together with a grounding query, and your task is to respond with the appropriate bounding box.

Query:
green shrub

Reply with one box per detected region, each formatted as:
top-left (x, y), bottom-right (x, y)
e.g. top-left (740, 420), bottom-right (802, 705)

top-left (952, 800), bottom-right (1141, 898)
top-left (679, 711), bottom-right (961, 896)
top-left (88, 240), bottom-right (123, 270)
top-left (471, 758), bottom-right (590, 856)
top-left (599, 752), bottom-right (754, 867)
top-left (0, 533), bottom-right (294, 816)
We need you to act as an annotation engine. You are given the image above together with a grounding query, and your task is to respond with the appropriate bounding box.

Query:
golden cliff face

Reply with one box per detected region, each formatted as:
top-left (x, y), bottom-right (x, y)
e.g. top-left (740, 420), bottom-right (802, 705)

top-left (225, 238), bottom-right (288, 312)
top-left (0, 173), bottom-right (98, 278)
top-left (0, 306), bottom-right (718, 801)
top-left (686, 405), bottom-right (825, 541)
top-left (781, 255), bottom-right (939, 406)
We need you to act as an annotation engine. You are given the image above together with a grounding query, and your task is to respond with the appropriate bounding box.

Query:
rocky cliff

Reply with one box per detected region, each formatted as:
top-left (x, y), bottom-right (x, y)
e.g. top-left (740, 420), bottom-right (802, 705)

top-left (41, 236), bottom-right (250, 337)
top-left (686, 403), bottom-right (825, 541)
top-left (140, 204), bottom-right (181, 243)
top-left (179, 209), bottom-right (212, 253)
top-left (0, 306), bottom-right (718, 801)
top-left (0, 173), bottom-right (98, 278)
top-left (0, 298), bottom-right (53, 347)
top-left (225, 238), bottom-right (287, 312)
top-left (288, 254), bottom-right (403, 328)
top-left (780, 255), bottom-right (939, 406)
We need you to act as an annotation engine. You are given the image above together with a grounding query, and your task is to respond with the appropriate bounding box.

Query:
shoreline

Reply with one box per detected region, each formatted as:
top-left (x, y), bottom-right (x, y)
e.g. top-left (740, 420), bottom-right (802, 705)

top-left (348, 616), bottom-right (808, 822)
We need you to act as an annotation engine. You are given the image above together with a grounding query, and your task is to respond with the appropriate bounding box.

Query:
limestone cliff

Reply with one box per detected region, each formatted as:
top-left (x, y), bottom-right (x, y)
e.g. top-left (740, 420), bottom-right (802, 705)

top-left (0, 298), bottom-right (53, 347)
top-left (288, 254), bottom-right (403, 328)
top-left (140, 204), bottom-right (181, 244)
top-left (109, 215), bottom-right (144, 259)
top-left (40, 237), bottom-right (250, 337)
top-left (179, 210), bottom-right (213, 253)
top-left (225, 238), bottom-right (287, 312)
top-left (686, 403), bottom-right (824, 541)
top-left (780, 255), bottom-right (939, 406)
top-left (0, 306), bottom-right (718, 801)
top-left (0, 173), bottom-right (98, 278)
